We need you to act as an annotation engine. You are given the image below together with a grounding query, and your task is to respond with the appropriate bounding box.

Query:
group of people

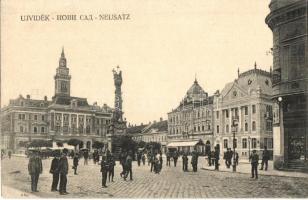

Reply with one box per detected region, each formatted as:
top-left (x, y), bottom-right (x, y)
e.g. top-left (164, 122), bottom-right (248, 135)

top-left (223, 148), bottom-right (239, 168)
top-left (100, 150), bottom-right (116, 187)
top-left (181, 150), bottom-right (199, 172)
top-left (119, 151), bottom-right (133, 181)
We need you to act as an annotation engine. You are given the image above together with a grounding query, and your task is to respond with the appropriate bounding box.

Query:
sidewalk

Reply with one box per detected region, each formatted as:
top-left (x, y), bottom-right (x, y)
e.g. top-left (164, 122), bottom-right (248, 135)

top-left (201, 160), bottom-right (308, 178)
top-left (1, 185), bottom-right (37, 198)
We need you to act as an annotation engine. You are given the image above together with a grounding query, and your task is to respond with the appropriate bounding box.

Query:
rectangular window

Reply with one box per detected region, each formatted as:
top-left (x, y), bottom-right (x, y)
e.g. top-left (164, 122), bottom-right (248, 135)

top-left (245, 106), bottom-right (248, 115)
top-left (266, 121), bottom-right (273, 131)
top-left (34, 115), bottom-right (38, 120)
top-left (226, 110), bottom-right (229, 118)
top-left (233, 139), bottom-right (237, 148)
top-left (217, 125), bottom-right (220, 133)
top-left (42, 115), bottom-right (45, 121)
top-left (41, 127), bottom-right (45, 133)
top-left (252, 138), bottom-right (257, 149)
top-left (224, 139), bottom-right (228, 148)
top-left (252, 121), bottom-right (256, 131)
top-left (252, 105), bottom-right (256, 114)
top-left (242, 138), bottom-right (247, 149)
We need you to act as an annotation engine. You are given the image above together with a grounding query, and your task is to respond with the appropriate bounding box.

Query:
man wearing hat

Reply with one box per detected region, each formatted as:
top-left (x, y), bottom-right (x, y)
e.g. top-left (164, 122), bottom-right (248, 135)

top-left (28, 151), bottom-right (43, 192)
top-left (59, 149), bottom-right (69, 195)
top-left (50, 151), bottom-right (60, 191)
top-left (249, 150), bottom-right (259, 179)
top-left (100, 155), bottom-right (109, 188)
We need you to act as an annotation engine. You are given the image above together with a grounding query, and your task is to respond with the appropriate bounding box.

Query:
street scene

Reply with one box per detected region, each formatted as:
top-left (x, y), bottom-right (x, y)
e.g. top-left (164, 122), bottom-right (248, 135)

top-left (2, 155), bottom-right (308, 198)
top-left (1, 0), bottom-right (308, 198)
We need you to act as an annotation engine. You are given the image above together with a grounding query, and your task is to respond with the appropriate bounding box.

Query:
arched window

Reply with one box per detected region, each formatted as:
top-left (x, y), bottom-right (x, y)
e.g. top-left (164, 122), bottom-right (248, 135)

top-left (33, 127), bottom-right (37, 133)
top-left (245, 123), bottom-right (248, 132)
top-left (41, 127), bottom-right (45, 133)
top-left (86, 125), bottom-right (91, 134)
top-left (252, 121), bottom-right (256, 131)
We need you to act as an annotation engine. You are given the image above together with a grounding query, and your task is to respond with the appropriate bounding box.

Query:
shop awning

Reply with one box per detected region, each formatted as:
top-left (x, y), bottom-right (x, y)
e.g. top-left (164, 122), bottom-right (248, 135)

top-left (167, 140), bottom-right (204, 147)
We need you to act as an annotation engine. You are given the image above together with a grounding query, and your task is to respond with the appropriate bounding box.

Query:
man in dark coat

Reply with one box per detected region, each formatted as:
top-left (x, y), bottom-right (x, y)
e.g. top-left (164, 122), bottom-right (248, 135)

top-left (150, 153), bottom-right (155, 172)
top-left (8, 151), bottom-right (11, 159)
top-left (120, 152), bottom-right (127, 177)
top-left (260, 146), bottom-right (270, 171)
top-left (182, 153), bottom-right (188, 172)
top-left (59, 149), bottom-right (69, 195)
top-left (50, 153), bottom-right (60, 191)
top-left (208, 151), bottom-right (212, 166)
top-left (191, 150), bottom-right (198, 172)
top-left (214, 147), bottom-right (220, 170)
top-left (73, 153), bottom-right (79, 175)
top-left (124, 153), bottom-right (133, 181)
top-left (28, 151), bottom-right (43, 192)
top-left (108, 154), bottom-right (115, 182)
top-left (166, 151), bottom-right (171, 166)
top-left (137, 152), bottom-right (142, 166)
top-left (83, 150), bottom-right (89, 165)
top-left (173, 151), bottom-right (179, 167)
top-left (101, 155), bottom-right (109, 188)
top-left (141, 153), bottom-right (146, 165)
top-left (250, 150), bottom-right (259, 179)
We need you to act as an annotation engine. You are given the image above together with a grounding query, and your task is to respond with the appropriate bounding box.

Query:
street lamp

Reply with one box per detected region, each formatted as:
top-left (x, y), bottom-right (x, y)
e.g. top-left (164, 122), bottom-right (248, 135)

top-left (232, 120), bottom-right (238, 172)
top-left (248, 136), bottom-right (251, 160)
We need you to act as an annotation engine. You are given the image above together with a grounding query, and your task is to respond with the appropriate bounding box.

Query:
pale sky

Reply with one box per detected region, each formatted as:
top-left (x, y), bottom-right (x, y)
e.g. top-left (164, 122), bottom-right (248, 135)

top-left (1, 0), bottom-right (273, 125)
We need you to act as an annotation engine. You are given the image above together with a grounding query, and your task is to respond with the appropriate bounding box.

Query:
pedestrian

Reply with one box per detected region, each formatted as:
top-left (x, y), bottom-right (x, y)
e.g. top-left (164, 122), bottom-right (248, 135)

top-left (214, 147), bottom-right (220, 170)
top-left (50, 152), bottom-right (60, 191)
top-left (166, 151), bottom-right (171, 166)
top-left (124, 152), bottom-right (133, 181)
top-left (28, 151), bottom-right (43, 192)
top-left (83, 150), bottom-right (89, 165)
top-left (235, 152), bottom-right (239, 166)
top-left (208, 151), bottom-right (212, 166)
top-left (73, 153), bottom-right (79, 175)
top-left (159, 153), bottom-right (163, 170)
top-left (141, 153), bottom-right (146, 165)
top-left (150, 153), bottom-right (155, 172)
top-left (260, 146), bottom-right (270, 171)
top-left (182, 153), bottom-right (188, 172)
top-left (108, 154), bottom-right (115, 182)
top-left (191, 150), bottom-right (198, 172)
top-left (93, 150), bottom-right (98, 164)
top-left (8, 151), bottom-right (11, 159)
top-left (100, 155), bottom-right (109, 188)
top-left (59, 149), bottom-right (69, 195)
top-left (120, 151), bottom-right (127, 177)
top-left (250, 150), bottom-right (259, 179)
top-left (173, 151), bottom-right (179, 167)
top-left (137, 151), bottom-right (142, 166)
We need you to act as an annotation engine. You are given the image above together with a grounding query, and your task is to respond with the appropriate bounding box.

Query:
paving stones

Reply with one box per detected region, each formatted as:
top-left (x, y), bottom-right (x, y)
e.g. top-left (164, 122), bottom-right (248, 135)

top-left (2, 156), bottom-right (308, 198)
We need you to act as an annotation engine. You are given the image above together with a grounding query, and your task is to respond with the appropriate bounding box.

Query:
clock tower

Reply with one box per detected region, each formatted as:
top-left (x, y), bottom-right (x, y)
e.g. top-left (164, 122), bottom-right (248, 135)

top-left (54, 48), bottom-right (71, 97)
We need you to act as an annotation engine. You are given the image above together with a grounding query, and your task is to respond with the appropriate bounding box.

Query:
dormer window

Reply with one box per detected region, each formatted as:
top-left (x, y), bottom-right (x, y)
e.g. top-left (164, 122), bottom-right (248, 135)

top-left (265, 79), bottom-right (269, 86)
top-left (21, 101), bottom-right (24, 106)
top-left (248, 79), bottom-right (252, 85)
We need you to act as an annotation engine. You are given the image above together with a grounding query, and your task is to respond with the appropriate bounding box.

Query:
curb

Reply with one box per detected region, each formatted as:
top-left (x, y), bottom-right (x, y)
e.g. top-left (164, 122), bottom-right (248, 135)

top-left (201, 167), bottom-right (307, 178)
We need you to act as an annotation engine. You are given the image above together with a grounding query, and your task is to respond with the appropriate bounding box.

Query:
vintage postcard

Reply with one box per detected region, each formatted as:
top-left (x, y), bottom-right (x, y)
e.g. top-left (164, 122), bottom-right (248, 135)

top-left (1, 0), bottom-right (307, 198)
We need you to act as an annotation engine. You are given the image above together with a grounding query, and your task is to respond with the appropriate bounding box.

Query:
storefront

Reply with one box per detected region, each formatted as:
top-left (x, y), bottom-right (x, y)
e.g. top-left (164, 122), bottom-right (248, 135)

top-left (167, 139), bottom-right (205, 154)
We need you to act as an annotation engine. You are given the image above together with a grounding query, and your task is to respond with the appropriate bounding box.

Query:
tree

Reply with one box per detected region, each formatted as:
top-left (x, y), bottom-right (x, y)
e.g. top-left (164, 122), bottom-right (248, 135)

top-left (67, 139), bottom-right (82, 151)
top-left (145, 142), bottom-right (161, 153)
top-left (92, 141), bottom-right (104, 150)
top-left (28, 140), bottom-right (52, 148)
top-left (118, 136), bottom-right (137, 152)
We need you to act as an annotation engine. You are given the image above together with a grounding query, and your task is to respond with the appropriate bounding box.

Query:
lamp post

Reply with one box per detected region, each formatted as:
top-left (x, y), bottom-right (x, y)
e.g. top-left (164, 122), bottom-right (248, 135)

top-left (232, 120), bottom-right (238, 172)
top-left (248, 136), bottom-right (251, 160)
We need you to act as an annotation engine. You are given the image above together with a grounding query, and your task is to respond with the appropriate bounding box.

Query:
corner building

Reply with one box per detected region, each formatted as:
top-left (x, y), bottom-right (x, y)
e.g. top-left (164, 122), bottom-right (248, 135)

top-left (1, 49), bottom-right (113, 151)
top-left (266, 0), bottom-right (308, 170)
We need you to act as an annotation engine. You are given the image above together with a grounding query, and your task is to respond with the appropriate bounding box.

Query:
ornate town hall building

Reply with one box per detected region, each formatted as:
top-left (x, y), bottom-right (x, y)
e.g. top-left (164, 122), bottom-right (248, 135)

top-left (1, 49), bottom-right (113, 151)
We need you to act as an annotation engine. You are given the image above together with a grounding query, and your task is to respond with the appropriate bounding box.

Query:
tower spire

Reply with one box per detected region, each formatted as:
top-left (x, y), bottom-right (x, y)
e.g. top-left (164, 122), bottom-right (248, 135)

top-left (254, 61), bottom-right (257, 69)
top-left (194, 73), bottom-right (198, 83)
top-left (238, 68), bottom-right (240, 78)
top-left (61, 46), bottom-right (65, 58)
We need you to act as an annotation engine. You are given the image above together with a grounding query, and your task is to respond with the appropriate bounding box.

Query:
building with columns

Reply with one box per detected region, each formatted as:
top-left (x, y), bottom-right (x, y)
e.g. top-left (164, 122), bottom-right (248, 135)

top-left (213, 64), bottom-right (274, 158)
top-left (167, 65), bottom-right (274, 158)
top-left (1, 49), bottom-right (113, 152)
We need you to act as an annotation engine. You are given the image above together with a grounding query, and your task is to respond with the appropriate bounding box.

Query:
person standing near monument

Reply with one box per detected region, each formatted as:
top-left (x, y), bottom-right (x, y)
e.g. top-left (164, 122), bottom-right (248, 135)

top-left (100, 155), bottom-right (109, 188)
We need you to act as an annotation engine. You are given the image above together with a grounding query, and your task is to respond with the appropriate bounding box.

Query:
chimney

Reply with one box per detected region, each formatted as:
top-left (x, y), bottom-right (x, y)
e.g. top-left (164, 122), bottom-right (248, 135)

top-left (153, 120), bottom-right (157, 124)
top-left (44, 96), bottom-right (47, 101)
top-left (160, 117), bottom-right (163, 122)
top-left (26, 95), bottom-right (30, 99)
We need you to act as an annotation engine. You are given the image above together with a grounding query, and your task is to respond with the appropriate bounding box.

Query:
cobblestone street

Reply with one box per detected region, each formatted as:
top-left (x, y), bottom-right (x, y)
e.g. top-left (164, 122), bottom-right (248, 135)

top-left (2, 156), bottom-right (308, 198)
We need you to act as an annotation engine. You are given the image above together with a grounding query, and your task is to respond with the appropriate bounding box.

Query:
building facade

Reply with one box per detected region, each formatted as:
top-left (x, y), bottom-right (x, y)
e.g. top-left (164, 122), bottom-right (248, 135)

top-left (213, 65), bottom-right (274, 158)
top-left (129, 119), bottom-right (168, 153)
top-left (167, 79), bottom-right (214, 154)
top-left (167, 66), bottom-right (274, 158)
top-left (266, 0), bottom-right (308, 170)
top-left (1, 49), bottom-right (113, 152)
